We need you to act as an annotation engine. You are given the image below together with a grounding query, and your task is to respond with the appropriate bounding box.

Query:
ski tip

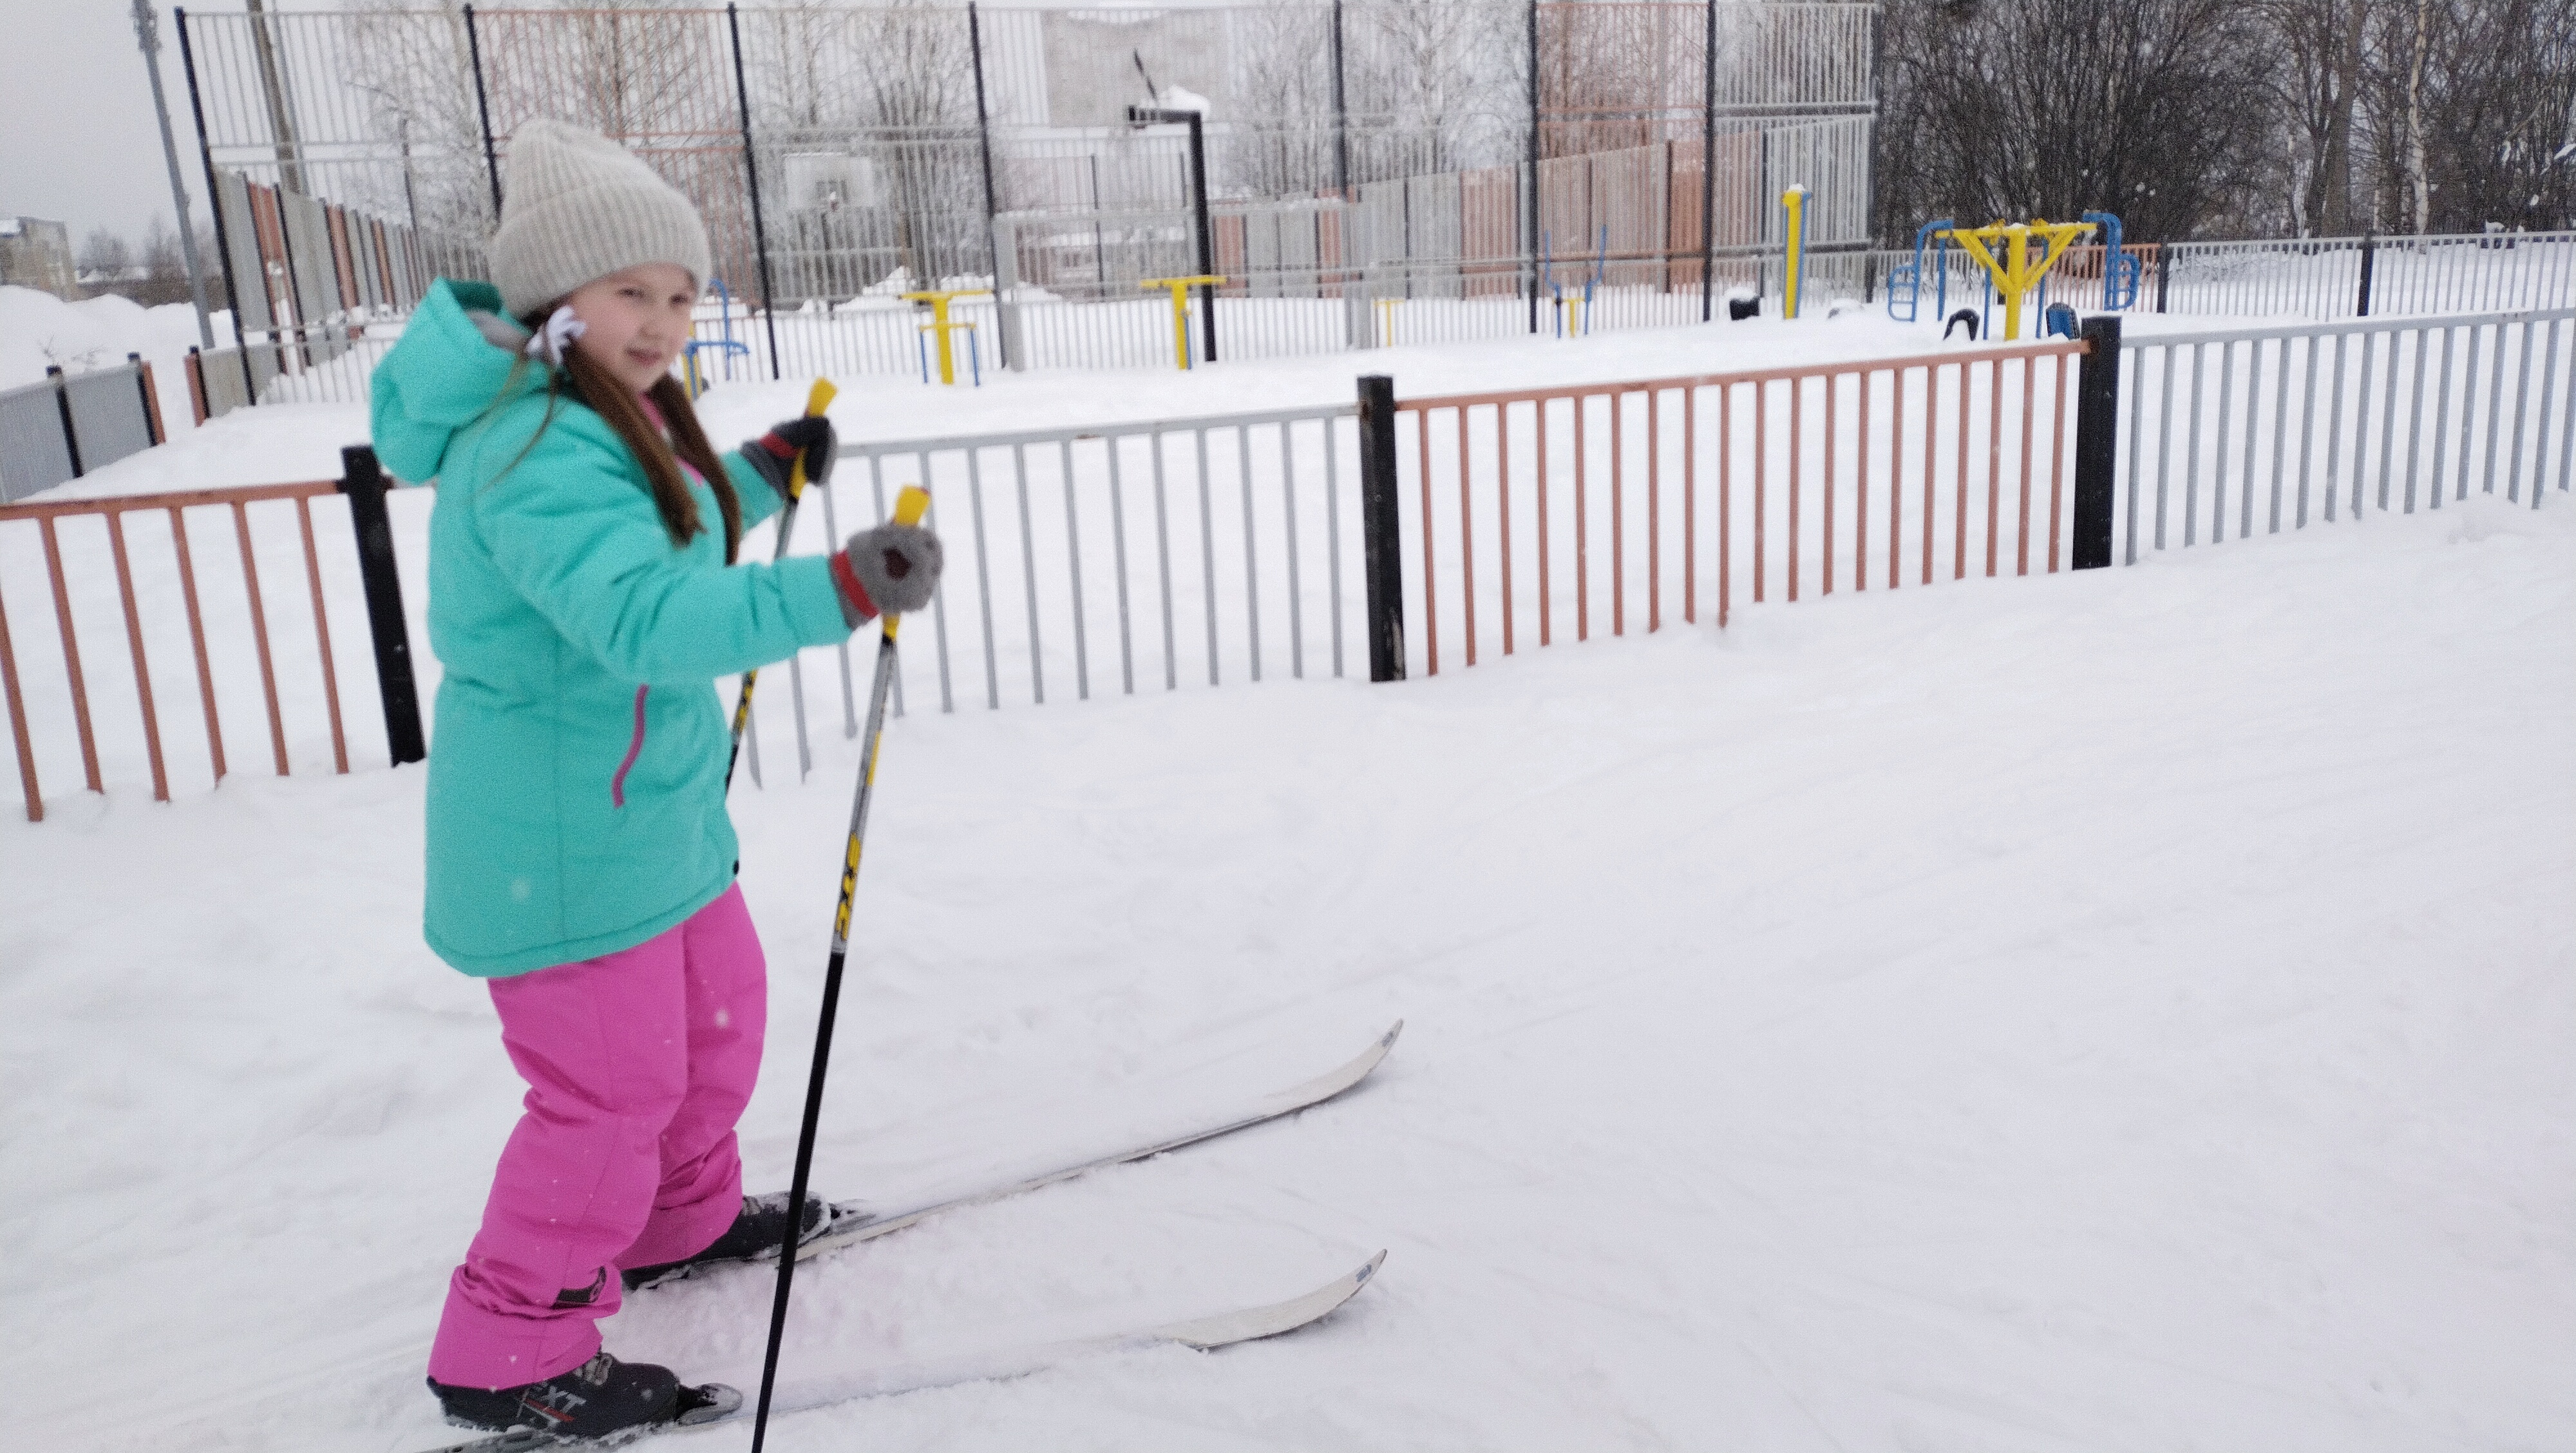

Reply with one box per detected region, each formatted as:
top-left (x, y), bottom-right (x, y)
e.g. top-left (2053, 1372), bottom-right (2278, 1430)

top-left (1379, 1020), bottom-right (1405, 1051)
top-left (676, 1383), bottom-right (744, 1426)
top-left (1356, 1248), bottom-right (1388, 1285)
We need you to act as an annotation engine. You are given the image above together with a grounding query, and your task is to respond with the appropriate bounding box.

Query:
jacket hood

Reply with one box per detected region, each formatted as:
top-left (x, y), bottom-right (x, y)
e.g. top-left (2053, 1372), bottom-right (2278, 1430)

top-left (370, 278), bottom-right (550, 485)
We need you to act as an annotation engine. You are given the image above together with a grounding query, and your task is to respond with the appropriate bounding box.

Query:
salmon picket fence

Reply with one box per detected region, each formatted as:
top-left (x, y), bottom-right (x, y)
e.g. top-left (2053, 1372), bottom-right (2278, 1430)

top-left (0, 451), bottom-right (422, 822)
top-left (1376, 337), bottom-right (2098, 676)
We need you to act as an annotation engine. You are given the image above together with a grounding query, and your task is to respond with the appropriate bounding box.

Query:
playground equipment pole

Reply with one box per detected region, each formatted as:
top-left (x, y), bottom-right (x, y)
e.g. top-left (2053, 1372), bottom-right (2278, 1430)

top-left (1781, 185), bottom-right (1808, 318)
top-left (2080, 211), bottom-right (2132, 310)
top-left (1144, 276), bottom-right (1225, 370)
top-left (1128, 105), bottom-right (1218, 363)
top-left (1944, 219), bottom-right (2092, 341)
top-left (902, 289), bottom-right (991, 385)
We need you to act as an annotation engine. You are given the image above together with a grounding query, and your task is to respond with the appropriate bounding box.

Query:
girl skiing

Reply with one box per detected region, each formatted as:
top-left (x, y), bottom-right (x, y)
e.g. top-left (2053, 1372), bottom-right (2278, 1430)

top-left (368, 119), bottom-right (943, 1439)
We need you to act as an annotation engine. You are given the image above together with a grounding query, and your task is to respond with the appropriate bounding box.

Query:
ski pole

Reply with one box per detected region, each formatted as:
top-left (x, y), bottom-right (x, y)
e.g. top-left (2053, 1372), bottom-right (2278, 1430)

top-left (726, 377), bottom-right (838, 790)
top-left (747, 483), bottom-right (931, 1453)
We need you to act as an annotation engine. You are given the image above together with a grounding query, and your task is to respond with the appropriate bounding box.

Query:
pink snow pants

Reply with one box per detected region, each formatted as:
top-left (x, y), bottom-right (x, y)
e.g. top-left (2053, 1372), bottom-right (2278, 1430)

top-left (428, 885), bottom-right (766, 1389)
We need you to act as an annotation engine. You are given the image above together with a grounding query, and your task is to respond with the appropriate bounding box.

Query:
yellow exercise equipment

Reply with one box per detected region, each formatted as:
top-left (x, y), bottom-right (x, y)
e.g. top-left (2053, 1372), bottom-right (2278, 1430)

top-left (901, 289), bottom-right (990, 385)
top-left (1781, 185), bottom-right (1809, 319)
top-left (1142, 274), bottom-right (1225, 370)
top-left (1938, 219), bottom-right (2096, 341)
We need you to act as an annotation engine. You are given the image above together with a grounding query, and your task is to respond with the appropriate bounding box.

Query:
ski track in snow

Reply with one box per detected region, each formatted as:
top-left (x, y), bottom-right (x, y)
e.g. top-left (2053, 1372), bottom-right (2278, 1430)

top-left (1, 316), bottom-right (2571, 1452)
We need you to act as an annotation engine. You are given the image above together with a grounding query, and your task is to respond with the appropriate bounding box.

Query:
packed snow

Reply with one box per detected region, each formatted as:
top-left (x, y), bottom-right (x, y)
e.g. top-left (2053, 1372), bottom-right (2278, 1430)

top-left (0, 281), bottom-right (228, 400)
top-left (1, 316), bottom-right (2569, 1453)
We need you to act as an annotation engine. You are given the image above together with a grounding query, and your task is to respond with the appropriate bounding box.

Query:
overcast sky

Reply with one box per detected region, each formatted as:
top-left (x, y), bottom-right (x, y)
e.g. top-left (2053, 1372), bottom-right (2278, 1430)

top-left (0, 0), bottom-right (210, 246)
top-left (0, 0), bottom-right (1242, 252)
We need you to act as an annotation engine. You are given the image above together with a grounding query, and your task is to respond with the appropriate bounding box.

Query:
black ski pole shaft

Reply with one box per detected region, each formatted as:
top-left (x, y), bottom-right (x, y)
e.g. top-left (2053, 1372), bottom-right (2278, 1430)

top-left (726, 377), bottom-right (838, 791)
top-left (747, 482), bottom-right (929, 1453)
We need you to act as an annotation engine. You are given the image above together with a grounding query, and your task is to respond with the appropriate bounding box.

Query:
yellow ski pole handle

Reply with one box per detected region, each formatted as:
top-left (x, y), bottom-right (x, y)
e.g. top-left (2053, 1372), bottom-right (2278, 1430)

top-left (727, 378), bottom-right (841, 789)
top-left (784, 377), bottom-right (837, 500)
top-left (878, 484), bottom-right (930, 643)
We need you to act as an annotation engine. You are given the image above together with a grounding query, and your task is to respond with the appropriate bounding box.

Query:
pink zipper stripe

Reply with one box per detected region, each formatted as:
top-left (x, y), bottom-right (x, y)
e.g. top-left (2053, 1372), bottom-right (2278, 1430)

top-left (611, 685), bottom-right (647, 807)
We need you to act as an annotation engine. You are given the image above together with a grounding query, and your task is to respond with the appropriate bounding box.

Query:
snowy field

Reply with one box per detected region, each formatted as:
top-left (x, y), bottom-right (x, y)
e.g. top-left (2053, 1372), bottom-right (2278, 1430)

top-left (3, 315), bottom-right (2571, 1452)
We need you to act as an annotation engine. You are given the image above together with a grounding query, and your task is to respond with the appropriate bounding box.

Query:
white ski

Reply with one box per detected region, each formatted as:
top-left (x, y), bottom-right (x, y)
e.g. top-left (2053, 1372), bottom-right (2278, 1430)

top-left (409, 1252), bottom-right (1387, 1452)
top-left (797, 1020), bottom-right (1402, 1254)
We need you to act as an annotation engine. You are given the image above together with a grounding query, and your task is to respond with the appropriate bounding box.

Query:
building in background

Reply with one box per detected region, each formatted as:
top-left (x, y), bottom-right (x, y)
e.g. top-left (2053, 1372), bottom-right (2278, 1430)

top-left (1, 216), bottom-right (79, 299)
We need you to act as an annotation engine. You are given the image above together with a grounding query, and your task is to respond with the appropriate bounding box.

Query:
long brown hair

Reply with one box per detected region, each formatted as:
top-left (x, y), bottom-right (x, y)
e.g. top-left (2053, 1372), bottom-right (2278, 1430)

top-left (513, 309), bottom-right (744, 563)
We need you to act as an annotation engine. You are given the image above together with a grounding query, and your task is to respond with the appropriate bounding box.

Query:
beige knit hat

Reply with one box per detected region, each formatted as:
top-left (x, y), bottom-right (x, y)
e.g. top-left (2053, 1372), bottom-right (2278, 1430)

top-left (488, 119), bottom-right (712, 318)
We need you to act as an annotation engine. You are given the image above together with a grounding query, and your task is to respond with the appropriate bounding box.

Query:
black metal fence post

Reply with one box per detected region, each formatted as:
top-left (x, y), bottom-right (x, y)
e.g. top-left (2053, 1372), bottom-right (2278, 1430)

top-left (1186, 112), bottom-right (1215, 363)
top-left (1356, 375), bottom-right (1407, 682)
top-left (47, 368), bottom-right (84, 479)
top-left (2356, 231), bottom-right (2377, 317)
top-left (175, 8), bottom-right (257, 404)
top-left (2154, 245), bottom-right (2171, 313)
top-left (2072, 316), bottom-right (2123, 570)
top-left (1330, 0), bottom-right (1350, 198)
top-left (131, 353), bottom-right (165, 445)
top-left (1699, 0), bottom-right (1716, 321)
top-left (462, 5), bottom-right (503, 222)
top-left (726, 3), bottom-right (784, 380)
top-left (969, 3), bottom-right (1007, 367)
top-left (339, 445), bottom-right (426, 766)
top-left (1524, 0), bottom-right (1541, 336)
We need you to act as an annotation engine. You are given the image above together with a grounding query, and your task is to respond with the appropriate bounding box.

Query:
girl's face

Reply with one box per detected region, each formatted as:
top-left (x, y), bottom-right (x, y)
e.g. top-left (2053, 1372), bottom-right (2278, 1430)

top-left (564, 263), bottom-right (697, 394)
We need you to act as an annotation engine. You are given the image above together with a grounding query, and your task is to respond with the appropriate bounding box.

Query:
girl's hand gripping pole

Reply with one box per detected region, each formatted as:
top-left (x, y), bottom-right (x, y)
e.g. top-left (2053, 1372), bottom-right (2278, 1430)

top-left (726, 378), bottom-right (838, 790)
top-left (747, 484), bottom-right (928, 1453)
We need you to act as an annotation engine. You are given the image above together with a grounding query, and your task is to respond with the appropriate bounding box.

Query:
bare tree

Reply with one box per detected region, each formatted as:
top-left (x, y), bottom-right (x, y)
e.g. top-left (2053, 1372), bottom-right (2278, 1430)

top-left (1873, 0), bottom-right (2278, 242)
top-left (1230, 6), bottom-right (1339, 197)
top-left (1345, 0), bottom-right (1520, 181)
top-left (135, 215), bottom-right (214, 307)
top-left (2265, 0), bottom-right (2369, 234)
top-left (2348, 0), bottom-right (2576, 234)
top-left (77, 228), bottom-right (136, 283)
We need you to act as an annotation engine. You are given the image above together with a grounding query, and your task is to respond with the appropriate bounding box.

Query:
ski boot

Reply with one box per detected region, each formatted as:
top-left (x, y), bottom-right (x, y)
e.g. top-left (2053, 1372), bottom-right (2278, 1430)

top-left (429, 1350), bottom-right (735, 1440)
top-left (621, 1191), bottom-right (836, 1291)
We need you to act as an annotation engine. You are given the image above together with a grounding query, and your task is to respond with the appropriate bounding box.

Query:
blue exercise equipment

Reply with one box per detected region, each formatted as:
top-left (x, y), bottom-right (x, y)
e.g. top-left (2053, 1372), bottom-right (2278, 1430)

top-left (1886, 218), bottom-right (1955, 323)
top-left (2081, 212), bottom-right (2142, 309)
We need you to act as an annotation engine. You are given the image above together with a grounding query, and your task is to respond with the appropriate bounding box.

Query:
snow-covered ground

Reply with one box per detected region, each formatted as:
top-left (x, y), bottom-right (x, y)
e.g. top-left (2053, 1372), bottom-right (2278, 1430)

top-left (6, 492), bottom-right (2570, 1451)
top-left (3, 314), bottom-right (2571, 1452)
top-left (0, 283), bottom-right (226, 398)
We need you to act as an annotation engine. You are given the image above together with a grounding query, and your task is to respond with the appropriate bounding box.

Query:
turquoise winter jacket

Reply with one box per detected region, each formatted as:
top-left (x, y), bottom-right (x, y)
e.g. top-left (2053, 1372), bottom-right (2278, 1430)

top-left (372, 278), bottom-right (853, 977)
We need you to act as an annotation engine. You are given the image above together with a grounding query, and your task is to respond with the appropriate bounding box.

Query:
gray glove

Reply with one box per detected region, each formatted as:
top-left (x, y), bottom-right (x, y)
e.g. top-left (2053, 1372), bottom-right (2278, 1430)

top-left (837, 522), bottom-right (943, 622)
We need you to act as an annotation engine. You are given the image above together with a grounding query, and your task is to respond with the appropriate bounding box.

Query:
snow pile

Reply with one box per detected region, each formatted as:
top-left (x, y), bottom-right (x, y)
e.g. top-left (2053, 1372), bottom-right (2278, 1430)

top-left (0, 283), bottom-right (229, 397)
top-left (3, 471), bottom-right (2568, 1451)
top-left (837, 268), bottom-right (1001, 311)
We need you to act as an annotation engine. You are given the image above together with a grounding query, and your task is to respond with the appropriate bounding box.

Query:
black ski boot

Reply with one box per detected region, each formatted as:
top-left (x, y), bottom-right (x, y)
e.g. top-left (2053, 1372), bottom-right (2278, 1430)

top-left (621, 1192), bottom-right (833, 1291)
top-left (430, 1351), bottom-right (683, 1440)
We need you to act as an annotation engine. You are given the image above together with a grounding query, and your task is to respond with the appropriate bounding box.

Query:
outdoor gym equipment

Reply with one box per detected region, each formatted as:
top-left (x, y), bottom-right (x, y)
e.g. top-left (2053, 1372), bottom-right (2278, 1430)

top-left (902, 289), bottom-right (990, 385)
top-left (681, 278), bottom-right (754, 398)
top-left (1142, 275), bottom-right (1225, 370)
top-left (1941, 218), bottom-right (2095, 341)
top-left (1780, 185), bottom-right (1811, 319)
top-left (2080, 211), bottom-right (2143, 309)
top-left (1539, 227), bottom-right (1609, 337)
top-left (1886, 218), bottom-right (1956, 323)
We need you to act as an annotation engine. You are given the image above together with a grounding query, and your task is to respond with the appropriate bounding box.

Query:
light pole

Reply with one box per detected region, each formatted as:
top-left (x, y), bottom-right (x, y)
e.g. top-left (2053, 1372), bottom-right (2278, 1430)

top-left (1128, 104), bottom-right (1215, 363)
top-left (133, 0), bottom-right (216, 347)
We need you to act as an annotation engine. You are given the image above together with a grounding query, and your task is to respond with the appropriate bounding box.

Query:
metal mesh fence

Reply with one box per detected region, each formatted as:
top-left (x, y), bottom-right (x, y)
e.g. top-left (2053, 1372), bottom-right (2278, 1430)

top-left (178, 2), bottom-right (1877, 323)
